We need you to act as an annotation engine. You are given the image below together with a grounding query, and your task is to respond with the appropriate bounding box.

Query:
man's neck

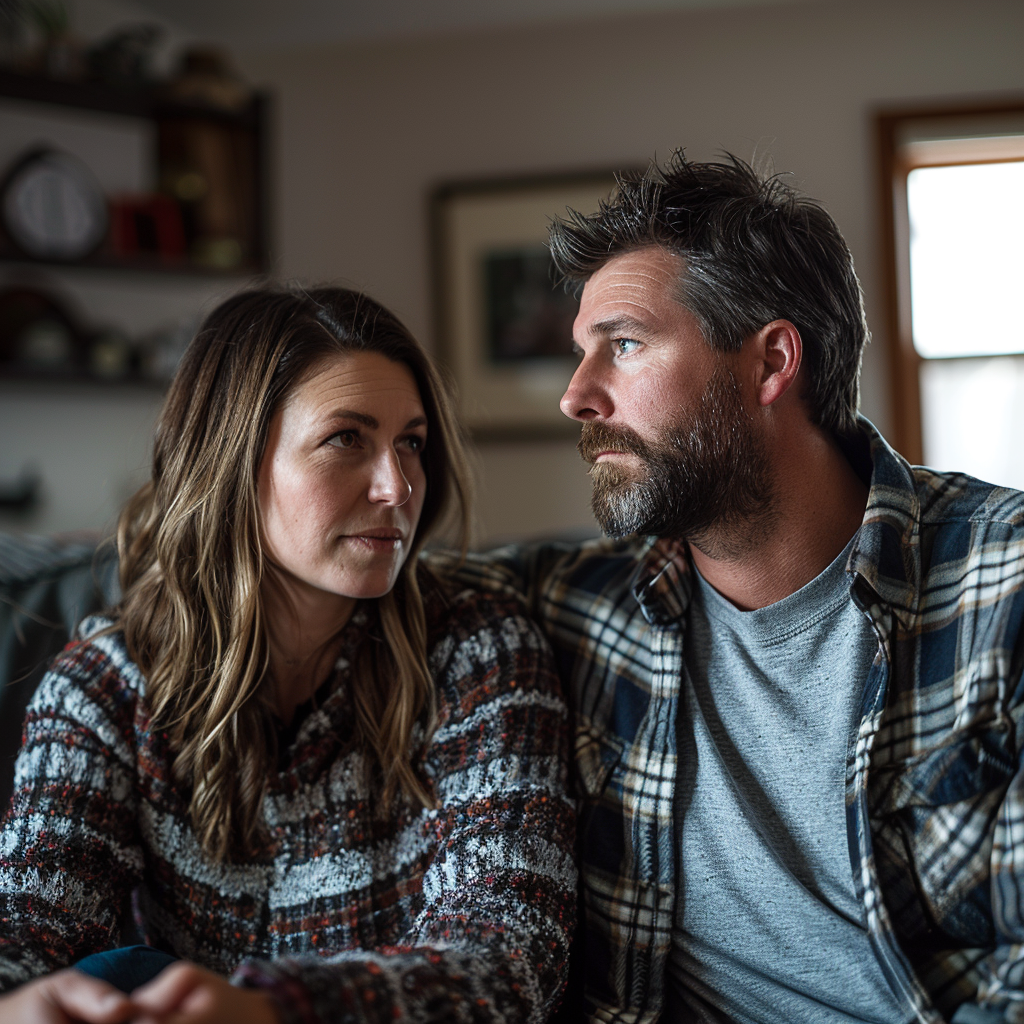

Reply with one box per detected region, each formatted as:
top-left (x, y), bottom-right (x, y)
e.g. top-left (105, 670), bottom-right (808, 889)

top-left (686, 427), bottom-right (869, 612)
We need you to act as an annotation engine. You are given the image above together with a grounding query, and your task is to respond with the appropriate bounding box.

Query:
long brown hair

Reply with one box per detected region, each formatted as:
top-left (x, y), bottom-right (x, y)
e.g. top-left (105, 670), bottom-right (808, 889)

top-left (116, 287), bottom-right (472, 862)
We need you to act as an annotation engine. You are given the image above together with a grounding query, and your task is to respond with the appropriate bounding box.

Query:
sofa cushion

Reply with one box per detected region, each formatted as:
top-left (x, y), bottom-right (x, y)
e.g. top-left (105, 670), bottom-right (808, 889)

top-left (0, 533), bottom-right (119, 809)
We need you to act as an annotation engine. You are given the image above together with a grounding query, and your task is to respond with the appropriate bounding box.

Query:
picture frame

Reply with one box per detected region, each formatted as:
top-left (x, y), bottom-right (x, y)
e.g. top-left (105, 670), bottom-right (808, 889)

top-left (430, 170), bottom-right (620, 440)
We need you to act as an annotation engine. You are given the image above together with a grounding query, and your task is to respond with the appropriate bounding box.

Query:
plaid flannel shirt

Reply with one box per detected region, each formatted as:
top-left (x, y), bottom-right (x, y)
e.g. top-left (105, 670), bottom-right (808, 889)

top-left (436, 419), bottom-right (1024, 1024)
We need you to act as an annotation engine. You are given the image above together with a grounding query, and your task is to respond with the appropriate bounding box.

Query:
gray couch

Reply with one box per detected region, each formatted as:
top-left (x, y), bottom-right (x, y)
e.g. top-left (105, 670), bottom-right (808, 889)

top-left (0, 533), bottom-right (119, 809)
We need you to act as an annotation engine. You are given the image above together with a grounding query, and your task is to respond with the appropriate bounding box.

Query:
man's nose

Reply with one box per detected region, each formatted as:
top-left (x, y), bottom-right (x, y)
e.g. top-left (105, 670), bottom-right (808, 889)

top-left (560, 358), bottom-right (613, 421)
top-left (367, 449), bottom-right (412, 505)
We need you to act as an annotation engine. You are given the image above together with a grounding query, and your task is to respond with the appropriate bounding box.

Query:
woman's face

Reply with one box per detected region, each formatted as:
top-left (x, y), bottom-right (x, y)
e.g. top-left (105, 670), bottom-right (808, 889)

top-left (257, 351), bottom-right (428, 609)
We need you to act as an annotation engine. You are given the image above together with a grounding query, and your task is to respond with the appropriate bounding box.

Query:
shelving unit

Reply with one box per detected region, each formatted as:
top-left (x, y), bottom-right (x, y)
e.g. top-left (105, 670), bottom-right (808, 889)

top-left (0, 67), bottom-right (270, 387)
top-left (0, 67), bottom-right (269, 276)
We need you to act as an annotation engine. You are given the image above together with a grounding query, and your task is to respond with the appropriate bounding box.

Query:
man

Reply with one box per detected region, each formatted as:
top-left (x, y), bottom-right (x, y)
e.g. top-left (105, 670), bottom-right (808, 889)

top-left (443, 152), bottom-right (1024, 1024)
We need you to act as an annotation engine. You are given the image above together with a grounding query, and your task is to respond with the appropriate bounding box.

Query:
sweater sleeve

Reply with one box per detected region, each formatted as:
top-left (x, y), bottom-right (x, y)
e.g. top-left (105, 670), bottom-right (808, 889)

top-left (0, 626), bottom-right (145, 991)
top-left (233, 588), bottom-right (576, 1024)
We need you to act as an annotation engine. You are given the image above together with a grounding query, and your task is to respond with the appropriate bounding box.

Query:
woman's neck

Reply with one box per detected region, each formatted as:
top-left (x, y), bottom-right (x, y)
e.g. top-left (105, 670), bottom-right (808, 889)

top-left (261, 572), bottom-right (359, 725)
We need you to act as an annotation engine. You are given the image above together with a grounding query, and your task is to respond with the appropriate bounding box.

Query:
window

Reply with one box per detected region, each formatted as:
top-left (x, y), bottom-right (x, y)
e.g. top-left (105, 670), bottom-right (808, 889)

top-left (878, 101), bottom-right (1024, 486)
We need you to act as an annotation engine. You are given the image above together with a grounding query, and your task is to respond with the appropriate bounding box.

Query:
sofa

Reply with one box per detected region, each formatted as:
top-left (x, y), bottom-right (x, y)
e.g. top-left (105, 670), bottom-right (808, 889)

top-left (0, 532), bottom-right (119, 809)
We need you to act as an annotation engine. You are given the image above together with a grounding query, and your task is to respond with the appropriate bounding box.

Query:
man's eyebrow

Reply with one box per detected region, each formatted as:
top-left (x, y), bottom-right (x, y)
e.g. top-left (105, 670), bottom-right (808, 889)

top-left (586, 314), bottom-right (650, 339)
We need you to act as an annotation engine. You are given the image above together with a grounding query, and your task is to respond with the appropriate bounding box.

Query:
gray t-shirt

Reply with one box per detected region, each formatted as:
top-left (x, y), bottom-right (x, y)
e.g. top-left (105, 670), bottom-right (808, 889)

top-left (664, 540), bottom-right (913, 1024)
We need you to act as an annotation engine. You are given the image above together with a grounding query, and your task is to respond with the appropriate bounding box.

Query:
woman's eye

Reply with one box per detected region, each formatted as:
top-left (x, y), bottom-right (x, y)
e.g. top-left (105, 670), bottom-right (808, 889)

top-left (615, 338), bottom-right (641, 357)
top-left (328, 430), bottom-right (358, 449)
top-left (402, 435), bottom-right (425, 453)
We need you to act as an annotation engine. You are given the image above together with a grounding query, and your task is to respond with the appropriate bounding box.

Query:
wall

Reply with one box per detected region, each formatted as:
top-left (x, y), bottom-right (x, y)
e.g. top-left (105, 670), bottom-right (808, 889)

top-left (240, 0), bottom-right (1024, 544)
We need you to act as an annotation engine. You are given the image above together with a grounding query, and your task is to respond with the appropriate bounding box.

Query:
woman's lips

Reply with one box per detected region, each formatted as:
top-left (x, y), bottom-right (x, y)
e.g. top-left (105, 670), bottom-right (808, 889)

top-left (342, 528), bottom-right (403, 551)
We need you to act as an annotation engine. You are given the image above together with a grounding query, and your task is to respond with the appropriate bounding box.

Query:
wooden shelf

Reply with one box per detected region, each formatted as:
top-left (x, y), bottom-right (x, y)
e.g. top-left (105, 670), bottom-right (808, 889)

top-left (0, 66), bottom-right (152, 116)
top-left (0, 67), bottom-right (262, 125)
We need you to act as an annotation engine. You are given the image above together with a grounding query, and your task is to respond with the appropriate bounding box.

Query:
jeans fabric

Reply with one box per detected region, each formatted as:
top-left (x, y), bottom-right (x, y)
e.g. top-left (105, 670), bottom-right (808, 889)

top-left (74, 945), bottom-right (178, 993)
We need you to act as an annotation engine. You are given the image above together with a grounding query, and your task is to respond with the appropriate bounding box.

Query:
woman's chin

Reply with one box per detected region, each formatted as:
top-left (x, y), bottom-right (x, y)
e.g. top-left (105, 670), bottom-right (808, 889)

top-left (327, 568), bottom-right (404, 602)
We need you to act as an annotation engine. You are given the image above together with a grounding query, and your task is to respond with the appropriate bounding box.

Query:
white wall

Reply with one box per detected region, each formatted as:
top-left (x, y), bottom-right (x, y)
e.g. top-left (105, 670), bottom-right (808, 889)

top-left (238, 0), bottom-right (1023, 544)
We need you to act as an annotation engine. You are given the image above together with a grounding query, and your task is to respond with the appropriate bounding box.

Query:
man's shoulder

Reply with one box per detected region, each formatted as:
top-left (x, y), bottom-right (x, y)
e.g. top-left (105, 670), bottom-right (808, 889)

top-left (909, 469), bottom-right (1024, 621)
top-left (912, 464), bottom-right (1024, 534)
top-left (857, 422), bottom-right (1024, 613)
top-left (860, 418), bottom-right (1024, 540)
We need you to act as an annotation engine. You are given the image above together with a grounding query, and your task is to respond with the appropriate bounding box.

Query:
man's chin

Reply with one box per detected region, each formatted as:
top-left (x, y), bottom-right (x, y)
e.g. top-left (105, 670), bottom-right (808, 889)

top-left (590, 482), bottom-right (649, 539)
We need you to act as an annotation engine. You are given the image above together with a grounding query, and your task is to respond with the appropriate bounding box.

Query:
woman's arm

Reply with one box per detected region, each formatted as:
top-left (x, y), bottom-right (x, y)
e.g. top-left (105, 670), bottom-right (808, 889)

top-left (229, 587), bottom-right (576, 1024)
top-left (0, 626), bottom-right (145, 991)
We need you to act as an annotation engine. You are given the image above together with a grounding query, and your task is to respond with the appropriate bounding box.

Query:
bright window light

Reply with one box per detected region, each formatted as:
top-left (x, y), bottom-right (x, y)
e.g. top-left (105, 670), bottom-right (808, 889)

top-left (907, 159), bottom-right (1024, 358)
top-left (920, 355), bottom-right (1024, 489)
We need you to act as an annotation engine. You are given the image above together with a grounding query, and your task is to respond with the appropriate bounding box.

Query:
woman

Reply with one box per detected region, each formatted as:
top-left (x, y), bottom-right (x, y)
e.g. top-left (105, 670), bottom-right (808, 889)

top-left (0, 288), bottom-right (574, 1024)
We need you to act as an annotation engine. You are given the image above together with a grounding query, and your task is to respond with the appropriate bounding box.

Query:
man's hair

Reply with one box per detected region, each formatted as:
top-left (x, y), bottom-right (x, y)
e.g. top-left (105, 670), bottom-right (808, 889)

top-left (548, 151), bottom-right (869, 437)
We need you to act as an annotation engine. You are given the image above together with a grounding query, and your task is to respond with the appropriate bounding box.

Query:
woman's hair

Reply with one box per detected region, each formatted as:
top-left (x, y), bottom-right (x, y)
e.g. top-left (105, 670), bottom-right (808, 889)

top-left (116, 286), bottom-right (472, 863)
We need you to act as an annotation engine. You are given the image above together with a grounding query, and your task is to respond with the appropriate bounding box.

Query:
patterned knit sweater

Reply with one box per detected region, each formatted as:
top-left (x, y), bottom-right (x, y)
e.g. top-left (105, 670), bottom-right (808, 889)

top-left (0, 581), bottom-right (575, 1024)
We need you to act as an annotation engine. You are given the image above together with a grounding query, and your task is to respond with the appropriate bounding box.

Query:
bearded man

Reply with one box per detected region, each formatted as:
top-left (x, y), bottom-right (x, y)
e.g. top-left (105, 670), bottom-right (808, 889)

top-left (442, 153), bottom-right (1024, 1024)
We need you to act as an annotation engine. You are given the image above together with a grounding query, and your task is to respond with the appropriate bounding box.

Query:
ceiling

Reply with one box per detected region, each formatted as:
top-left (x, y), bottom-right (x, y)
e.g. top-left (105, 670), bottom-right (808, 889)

top-left (129, 0), bottom-right (826, 52)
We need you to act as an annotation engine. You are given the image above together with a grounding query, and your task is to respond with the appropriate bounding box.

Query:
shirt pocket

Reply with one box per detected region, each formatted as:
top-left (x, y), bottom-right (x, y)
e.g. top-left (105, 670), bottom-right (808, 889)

top-left (873, 725), bottom-right (1016, 815)
top-left (870, 725), bottom-right (1015, 949)
top-left (574, 724), bottom-right (624, 802)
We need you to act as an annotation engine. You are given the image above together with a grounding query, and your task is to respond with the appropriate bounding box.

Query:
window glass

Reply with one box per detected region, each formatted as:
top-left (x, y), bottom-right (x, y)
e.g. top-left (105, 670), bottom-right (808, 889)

top-left (907, 159), bottom-right (1024, 358)
top-left (920, 355), bottom-right (1024, 488)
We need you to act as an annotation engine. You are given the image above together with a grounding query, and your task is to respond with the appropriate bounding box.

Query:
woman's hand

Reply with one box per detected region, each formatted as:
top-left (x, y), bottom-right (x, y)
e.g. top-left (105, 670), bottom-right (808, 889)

top-left (128, 962), bottom-right (280, 1024)
top-left (0, 969), bottom-right (134, 1024)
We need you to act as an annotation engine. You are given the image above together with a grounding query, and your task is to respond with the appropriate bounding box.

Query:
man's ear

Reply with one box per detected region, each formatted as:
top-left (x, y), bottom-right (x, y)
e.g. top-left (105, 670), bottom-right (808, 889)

top-left (751, 319), bottom-right (802, 408)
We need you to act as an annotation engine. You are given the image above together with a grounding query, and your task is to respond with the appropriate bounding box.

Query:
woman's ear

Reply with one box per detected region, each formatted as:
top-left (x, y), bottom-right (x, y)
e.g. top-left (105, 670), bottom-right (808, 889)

top-left (751, 319), bottom-right (802, 408)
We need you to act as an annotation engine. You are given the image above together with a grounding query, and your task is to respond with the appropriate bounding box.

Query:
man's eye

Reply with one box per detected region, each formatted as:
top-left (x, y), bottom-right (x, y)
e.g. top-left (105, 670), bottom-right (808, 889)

top-left (328, 431), bottom-right (358, 449)
top-left (615, 338), bottom-right (641, 356)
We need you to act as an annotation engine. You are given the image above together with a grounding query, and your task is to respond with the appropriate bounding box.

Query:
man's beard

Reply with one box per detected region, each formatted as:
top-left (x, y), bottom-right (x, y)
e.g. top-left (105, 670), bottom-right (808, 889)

top-left (577, 366), bottom-right (774, 546)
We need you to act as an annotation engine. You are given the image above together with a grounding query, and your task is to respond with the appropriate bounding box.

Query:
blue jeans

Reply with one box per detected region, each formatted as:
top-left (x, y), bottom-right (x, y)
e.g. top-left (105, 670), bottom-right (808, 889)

top-left (74, 945), bottom-right (179, 993)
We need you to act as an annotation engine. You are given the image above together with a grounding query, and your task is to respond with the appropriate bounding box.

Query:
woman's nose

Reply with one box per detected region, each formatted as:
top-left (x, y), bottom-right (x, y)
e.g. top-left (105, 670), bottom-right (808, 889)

top-left (367, 449), bottom-right (413, 506)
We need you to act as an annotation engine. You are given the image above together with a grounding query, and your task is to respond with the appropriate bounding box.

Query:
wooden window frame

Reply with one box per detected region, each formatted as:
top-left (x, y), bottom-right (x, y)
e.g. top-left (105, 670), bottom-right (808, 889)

top-left (876, 96), bottom-right (1024, 464)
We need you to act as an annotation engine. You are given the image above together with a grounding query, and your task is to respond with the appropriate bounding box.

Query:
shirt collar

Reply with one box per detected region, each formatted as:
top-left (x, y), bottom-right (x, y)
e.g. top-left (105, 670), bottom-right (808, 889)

top-left (844, 416), bottom-right (923, 627)
top-left (626, 416), bottom-right (922, 628)
top-left (630, 537), bottom-right (693, 627)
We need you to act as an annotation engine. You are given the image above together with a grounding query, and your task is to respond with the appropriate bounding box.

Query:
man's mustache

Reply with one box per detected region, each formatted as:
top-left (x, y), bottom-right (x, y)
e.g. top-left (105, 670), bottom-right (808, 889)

top-left (577, 422), bottom-right (652, 463)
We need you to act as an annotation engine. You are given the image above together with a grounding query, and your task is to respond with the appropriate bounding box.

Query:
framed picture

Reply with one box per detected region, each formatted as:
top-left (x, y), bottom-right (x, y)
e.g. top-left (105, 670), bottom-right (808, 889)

top-left (431, 170), bottom-right (620, 439)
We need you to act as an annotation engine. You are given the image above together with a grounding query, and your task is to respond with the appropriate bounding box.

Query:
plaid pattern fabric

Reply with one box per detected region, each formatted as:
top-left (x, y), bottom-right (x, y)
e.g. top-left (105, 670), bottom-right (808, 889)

top-left (435, 420), bottom-right (1024, 1024)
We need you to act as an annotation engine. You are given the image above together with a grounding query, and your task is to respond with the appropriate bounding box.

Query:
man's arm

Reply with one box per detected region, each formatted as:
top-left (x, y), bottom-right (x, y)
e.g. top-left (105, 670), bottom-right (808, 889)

top-left (425, 541), bottom-right (599, 624)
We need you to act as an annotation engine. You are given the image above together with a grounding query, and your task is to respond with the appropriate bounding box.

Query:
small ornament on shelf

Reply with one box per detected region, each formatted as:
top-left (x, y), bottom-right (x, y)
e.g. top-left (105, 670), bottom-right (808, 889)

top-left (161, 47), bottom-right (252, 113)
top-left (88, 327), bottom-right (135, 379)
top-left (1, 147), bottom-right (108, 262)
top-left (85, 23), bottom-right (161, 89)
top-left (108, 194), bottom-right (186, 263)
top-left (15, 0), bottom-right (85, 80)
top-left (0, 284), bottom-right (86, 376)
